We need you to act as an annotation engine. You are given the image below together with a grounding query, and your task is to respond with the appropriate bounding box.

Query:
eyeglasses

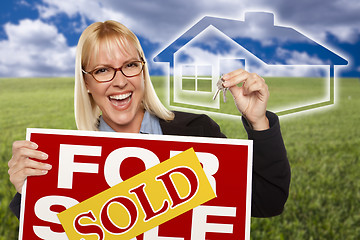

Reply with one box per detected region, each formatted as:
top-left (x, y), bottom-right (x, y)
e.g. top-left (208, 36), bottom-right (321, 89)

top-left (82, 60), bottom-right (145, 83)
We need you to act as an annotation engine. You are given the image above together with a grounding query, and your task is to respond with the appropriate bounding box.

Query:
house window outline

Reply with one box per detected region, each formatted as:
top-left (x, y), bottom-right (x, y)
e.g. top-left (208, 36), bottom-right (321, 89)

top-left (181, 64), bottom-right (213, 92)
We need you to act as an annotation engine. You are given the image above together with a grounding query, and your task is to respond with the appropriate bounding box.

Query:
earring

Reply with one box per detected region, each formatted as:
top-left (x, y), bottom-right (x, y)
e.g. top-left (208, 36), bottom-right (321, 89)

top-left (87, 89), bottom-right (90, 93)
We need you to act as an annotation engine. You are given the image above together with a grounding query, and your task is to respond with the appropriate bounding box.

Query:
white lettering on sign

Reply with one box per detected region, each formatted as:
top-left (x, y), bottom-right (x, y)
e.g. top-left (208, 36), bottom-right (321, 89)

top-left (33, 196), bottom-right (79, 240)
top-left (104, 147), bottom-right (160, 187)
top-left (58, 144), bottom-right (101, 189)
top-left (34, 145), bottom-right (223, 239)
top-left (191, 205), bottom-right (237, 239)
top-left (57, 146), bottom-right (218, 191)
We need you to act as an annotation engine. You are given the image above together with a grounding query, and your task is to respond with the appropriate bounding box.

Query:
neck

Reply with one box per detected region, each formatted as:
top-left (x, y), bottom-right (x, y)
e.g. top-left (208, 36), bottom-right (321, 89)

top-left (103, 109), bottom-right (145, 133)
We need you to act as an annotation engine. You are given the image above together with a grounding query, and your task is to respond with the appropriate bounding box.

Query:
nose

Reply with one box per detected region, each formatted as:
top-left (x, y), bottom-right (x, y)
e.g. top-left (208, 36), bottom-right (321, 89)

top-left (111, 70), bottom-right (128, 88)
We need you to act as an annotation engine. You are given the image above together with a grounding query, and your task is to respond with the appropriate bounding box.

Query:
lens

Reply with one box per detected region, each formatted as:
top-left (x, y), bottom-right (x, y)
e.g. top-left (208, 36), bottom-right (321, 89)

top-left (93, 67), bottom-right (115, 82)
top-left (122, 61), bottom-right (142, 77)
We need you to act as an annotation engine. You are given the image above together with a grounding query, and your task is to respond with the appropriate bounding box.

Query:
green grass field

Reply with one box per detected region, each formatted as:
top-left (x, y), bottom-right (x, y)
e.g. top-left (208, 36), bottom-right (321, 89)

top-left (1, 77), bottom-right (359, 239)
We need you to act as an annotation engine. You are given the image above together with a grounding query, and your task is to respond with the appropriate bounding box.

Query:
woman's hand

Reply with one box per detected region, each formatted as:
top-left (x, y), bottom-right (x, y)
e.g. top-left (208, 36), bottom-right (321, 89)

top-left (8, 140), bottom-right (51, 193)
top-left (222, 69), bottom-right (270, 131)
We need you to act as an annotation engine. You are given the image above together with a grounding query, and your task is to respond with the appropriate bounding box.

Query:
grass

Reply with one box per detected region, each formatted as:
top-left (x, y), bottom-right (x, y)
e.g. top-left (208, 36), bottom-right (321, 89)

top-left (1, 76), bottom-right (360, 239)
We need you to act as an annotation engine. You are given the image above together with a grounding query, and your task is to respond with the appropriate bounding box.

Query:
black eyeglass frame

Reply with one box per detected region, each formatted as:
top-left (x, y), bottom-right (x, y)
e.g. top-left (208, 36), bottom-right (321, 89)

top-left (82, 59), bottom-right (146, 83)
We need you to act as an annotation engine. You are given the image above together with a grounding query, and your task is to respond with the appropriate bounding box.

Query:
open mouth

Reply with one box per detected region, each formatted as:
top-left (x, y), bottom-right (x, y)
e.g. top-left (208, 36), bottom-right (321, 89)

top-left (109, 92), bottom-right (132, 107)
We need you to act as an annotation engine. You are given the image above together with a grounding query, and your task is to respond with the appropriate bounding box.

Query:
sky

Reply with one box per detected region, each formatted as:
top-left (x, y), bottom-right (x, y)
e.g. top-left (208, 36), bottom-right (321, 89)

top-left (0, 0), bottom-right (359, 78)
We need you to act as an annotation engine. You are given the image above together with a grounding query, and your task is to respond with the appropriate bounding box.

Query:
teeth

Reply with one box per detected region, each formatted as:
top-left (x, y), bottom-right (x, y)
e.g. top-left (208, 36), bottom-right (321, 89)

top-left (109, 92), bottom-right (132, 100)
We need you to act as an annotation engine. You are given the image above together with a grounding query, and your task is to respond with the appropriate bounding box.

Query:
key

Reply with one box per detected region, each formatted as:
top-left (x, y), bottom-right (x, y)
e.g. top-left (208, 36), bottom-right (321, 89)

top-left (212, 77), bottom-right (224, 101)
top-left (212, 88), bottom-right (221, 101)
top-left (212, 77), bottom-right (228, 103)
top-left (222, 87), bottom-right (228, 103)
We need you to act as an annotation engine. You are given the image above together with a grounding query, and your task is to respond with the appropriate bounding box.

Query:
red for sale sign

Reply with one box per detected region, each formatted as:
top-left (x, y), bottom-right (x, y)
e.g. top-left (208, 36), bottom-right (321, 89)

top-left (19, 128), bottom-right (253, 240)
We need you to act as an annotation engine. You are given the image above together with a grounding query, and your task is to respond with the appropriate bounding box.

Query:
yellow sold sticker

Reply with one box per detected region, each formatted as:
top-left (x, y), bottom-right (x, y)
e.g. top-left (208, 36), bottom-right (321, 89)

top-left (58, 148), bottom-right (216, 240)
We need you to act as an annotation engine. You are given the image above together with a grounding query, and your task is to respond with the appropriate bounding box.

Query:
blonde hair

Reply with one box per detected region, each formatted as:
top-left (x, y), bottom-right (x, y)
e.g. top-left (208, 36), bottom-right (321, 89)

top-left (74, 20), bottom-right (174, 131)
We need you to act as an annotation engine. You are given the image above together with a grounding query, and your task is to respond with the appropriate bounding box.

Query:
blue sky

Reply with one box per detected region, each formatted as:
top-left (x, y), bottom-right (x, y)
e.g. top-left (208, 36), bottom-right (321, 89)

top-left (0, 0), bottom-right (359, 78)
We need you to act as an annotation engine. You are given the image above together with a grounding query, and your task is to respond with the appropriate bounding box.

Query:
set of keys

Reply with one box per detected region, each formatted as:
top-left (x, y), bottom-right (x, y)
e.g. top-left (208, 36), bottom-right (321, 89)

top-left (212, 76), bottom-right (228, 103)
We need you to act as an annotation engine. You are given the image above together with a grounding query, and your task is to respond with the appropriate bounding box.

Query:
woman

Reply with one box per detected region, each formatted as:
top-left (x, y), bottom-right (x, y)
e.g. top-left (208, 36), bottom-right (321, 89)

top-left (9, 20), bottom-right (290, 218)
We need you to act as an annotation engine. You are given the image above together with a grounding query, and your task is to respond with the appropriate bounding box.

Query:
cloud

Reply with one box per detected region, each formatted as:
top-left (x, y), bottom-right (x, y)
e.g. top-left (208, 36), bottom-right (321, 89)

top-left (37, 0), bottom-right (126, 21)
top-left (270, 0), bottom-right (360, 44)
top-left (37, 0), bottom-right (129, 30)
top-left (1, 0), bottom-right (357, 77)
top-left (0, 19), bottom-right (75, 77)
top-left (276, 48), bottom-right (329, 65)
top-left (34, 0), bottom-right (360, 45)
top-left (35, 0), bottom-right (249, 43)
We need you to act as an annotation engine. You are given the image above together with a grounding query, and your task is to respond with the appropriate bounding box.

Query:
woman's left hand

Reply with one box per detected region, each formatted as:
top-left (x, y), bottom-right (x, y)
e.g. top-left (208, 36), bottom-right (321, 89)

top-left (222, 69), bottom-right (270, 131)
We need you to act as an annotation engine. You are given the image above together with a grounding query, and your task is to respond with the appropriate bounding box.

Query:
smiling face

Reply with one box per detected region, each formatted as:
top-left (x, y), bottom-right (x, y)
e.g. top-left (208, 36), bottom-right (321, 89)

top-left (84, 40), bottom-right (145, 133)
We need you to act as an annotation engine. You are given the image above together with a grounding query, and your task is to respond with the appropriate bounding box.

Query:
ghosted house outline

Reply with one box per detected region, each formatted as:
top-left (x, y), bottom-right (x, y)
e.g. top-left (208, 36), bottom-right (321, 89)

top-left (153, 12), bottom-right (348, 116)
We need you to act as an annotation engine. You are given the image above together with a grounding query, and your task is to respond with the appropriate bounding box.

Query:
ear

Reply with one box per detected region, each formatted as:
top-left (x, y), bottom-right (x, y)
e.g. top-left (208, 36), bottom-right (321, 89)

top-left (84, 78), bottom-right (90, 93)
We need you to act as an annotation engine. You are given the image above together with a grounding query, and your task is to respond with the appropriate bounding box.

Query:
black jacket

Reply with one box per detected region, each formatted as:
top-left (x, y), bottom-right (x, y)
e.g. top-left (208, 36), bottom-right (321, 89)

top-left (160, 111), bottom-right (290, 217)
top-left (10, 111), bottom-right (290, 218)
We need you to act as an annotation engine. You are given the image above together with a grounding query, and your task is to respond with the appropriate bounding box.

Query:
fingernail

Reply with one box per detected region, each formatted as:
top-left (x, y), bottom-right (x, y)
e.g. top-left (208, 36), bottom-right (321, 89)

top-left (32, 143), bottom-right (39, 149)
top-left (41, 170), bottom-right (48, 174)
top-left (222, 74), bottom-right (229, 80)
top-left (43, 164), bottom-right (52, 171)
top-left (41, 153), bottom-right (49, 159)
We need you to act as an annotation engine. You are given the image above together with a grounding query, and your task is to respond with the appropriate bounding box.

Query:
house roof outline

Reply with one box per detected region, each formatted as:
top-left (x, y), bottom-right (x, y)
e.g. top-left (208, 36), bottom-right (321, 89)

top-left (153, 12), bottom-right (348, 67)
top-left (153, 12), bottom-right (347, 117)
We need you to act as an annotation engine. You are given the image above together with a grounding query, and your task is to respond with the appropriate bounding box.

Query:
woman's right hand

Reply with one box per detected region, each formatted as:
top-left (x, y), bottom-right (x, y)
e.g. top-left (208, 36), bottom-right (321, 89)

top-left (8, 140), bottom-right (52, 194)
